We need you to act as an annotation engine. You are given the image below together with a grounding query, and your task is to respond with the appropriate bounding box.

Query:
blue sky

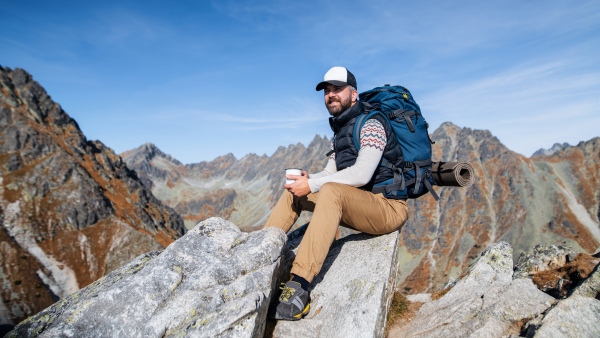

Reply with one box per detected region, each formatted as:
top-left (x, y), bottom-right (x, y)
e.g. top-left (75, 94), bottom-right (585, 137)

top-left (1, 0), bottom-right (599, 164)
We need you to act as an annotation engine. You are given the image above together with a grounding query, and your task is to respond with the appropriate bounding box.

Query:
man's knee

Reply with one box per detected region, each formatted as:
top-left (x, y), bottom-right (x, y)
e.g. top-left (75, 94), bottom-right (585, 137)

top-left (319, 182), bottom-right (346, 197)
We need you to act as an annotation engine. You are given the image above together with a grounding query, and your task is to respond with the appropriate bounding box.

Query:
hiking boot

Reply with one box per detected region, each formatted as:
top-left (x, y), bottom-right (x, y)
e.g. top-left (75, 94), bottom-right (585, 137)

top-left (268, 281), bottom-right (310, 320)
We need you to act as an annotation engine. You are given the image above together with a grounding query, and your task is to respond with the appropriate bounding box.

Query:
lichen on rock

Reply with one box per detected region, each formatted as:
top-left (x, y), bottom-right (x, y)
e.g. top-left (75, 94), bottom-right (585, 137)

top-left (398, 242), bottom-right (556, 337)
top-left (269, 223), bottom-right (402, 338)
top-left (7, 218), bottom-right (286, 337)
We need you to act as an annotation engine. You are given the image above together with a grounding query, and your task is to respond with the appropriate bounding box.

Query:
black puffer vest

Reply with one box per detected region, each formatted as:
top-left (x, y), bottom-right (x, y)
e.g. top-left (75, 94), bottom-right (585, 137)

top-left (329, 102), bottom-right (404, 199)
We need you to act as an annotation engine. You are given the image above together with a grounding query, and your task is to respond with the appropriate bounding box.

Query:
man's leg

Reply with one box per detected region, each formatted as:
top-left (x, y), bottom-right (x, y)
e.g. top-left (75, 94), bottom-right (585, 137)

top-left (266, 189), bottom-right (319, 320)
top-left (291, 182), bottom-right (408, 283)
top-left (264, 189), bottom-right (319, 232)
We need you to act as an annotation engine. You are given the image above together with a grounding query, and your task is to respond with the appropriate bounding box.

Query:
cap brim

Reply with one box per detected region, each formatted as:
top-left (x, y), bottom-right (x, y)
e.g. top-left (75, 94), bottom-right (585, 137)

top-left (316, 80), bottom-right (348, 91)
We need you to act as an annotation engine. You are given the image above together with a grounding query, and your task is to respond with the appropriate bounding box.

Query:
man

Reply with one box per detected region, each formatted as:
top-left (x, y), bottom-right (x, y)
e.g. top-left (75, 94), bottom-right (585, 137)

top-left (266, 66), bottom-right (409, 321)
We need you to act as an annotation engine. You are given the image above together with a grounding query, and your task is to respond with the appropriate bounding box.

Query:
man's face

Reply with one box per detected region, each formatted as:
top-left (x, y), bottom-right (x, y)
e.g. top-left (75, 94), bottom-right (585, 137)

top-left (323, 83), bottom-right (356, 117)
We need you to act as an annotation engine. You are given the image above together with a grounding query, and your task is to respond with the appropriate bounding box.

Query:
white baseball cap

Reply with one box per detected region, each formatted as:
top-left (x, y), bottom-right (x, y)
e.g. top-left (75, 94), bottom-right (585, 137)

top-left (316, 66), bottom-right (357, 91)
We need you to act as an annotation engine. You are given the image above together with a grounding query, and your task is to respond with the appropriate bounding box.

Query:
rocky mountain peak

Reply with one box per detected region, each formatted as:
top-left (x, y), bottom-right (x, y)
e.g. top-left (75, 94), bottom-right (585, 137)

top-left (0, 66), bottom-right (186, 326)
top-left (532, 142), bottom-right (571, 157)
top-left (308, 134), bottom-right (330, 149)
top-left (120, 142), bottom-right (183, 167)
top-left (431, 122), bottom-right (510, 163)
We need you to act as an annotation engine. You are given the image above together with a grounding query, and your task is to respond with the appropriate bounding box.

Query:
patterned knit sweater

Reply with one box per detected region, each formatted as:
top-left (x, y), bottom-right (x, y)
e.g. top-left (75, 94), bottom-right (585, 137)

top-left (308, 118), bottom-right (386, 193)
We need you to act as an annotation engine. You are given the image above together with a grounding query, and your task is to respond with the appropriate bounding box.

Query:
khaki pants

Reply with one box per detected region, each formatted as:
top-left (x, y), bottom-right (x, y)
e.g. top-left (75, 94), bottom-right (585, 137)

top-left (265, 182), bottom-right (408, 283)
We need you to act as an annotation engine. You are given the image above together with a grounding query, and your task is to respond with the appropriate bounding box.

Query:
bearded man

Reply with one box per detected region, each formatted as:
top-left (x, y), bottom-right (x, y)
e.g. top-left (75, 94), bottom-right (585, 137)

top-left (266, 67), bottom-right (409, 321)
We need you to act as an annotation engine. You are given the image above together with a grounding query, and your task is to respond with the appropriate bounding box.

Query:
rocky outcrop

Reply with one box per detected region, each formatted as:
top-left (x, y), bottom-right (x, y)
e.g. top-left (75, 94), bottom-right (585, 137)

top-left (522, 249), bottom-right (600, 337)
top-left (8, 218), bottom-right (600, 337)
top-left (269, 224), bottom-right (401, 337)
top-left (0, 66), bottom-right (186, 326)
top-left (532, 287), bottom-right (600, 337)
top-left (392, 242), bottom-right (600, 337)
top-left (8, 217), bottom-right (402, 337)
top-left (398, 242), bottom-right (557, 337)
top-left (8, 218), bottom-right (287, 337)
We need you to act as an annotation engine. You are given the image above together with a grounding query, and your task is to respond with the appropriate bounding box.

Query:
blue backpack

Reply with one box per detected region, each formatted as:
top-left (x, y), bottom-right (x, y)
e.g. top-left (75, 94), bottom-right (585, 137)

top-left (354, 85), bottom-right (439, 200)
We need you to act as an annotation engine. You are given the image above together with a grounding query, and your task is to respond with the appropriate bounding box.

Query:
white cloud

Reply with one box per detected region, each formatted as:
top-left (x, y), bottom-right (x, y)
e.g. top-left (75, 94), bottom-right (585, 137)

top-left (418, 54), bottom-right (600, 156)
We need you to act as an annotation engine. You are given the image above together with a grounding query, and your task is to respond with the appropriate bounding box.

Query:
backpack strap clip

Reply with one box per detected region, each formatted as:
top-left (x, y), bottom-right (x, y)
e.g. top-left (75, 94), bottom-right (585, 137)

top-left (406, 160), bottom-right (439, 200)
top-left (373, 158), bottom-right (406, 196)
top-left (388, 109), bottom-right (418, 133)
top-left (423, 172), bottom-right (440, 201)
top-left (404, 115), bottom-right (415, 133)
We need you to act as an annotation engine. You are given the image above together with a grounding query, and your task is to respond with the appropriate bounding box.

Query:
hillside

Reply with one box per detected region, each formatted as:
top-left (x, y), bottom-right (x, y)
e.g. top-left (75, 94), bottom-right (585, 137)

top-left (121, 137), bottom-right (331, 230)
top-left (0, 66), bottom-right (186, 326)
top-left (398, 123), bottom-right (599, 293)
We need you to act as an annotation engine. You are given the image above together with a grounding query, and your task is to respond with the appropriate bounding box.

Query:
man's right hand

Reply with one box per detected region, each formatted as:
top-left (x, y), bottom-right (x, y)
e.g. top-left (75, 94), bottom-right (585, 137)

top-left (284, 172), bottom-right (311, 197)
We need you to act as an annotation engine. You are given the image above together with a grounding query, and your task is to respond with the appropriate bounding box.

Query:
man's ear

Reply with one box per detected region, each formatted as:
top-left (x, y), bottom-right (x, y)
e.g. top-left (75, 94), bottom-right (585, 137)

top-left (351, 89), bottom-right (358, 103)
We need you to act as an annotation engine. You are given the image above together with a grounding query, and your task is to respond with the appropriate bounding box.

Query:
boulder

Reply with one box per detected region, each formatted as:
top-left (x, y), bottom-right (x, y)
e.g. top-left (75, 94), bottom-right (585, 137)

top-left (531, 262), bottom-right (600, 337)
top-left (399, 242), bottom-right (556, 337)
top-left (531, 295), bottom-right (600, 338)
top-left (269, 224), bottom-right (402, 338)
top-left (513, 245), bottom-right (576, 280)
top-left (7, 218), bottom-right (286, 338)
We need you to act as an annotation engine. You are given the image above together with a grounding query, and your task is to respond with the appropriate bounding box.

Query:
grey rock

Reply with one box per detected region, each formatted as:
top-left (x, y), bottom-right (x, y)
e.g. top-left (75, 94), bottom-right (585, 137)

top-left (513, 245), bottom-right (575, 280)
top-left (270, 224), bottom-right (401, 338)
top-left (533, 296), bottom-right (600, 338)
top-left (439, 276), bottom-right (458, 291)
top-left (571, 258), bottom-right (600, 298)
top-left (531, 262), bottom-right (600, 337)
top-left (6, 153), bottom-right (22, 171)
top-left (522, 314), bottom-right (544, 337)
top-left (0, 106), bottom-right (11, 129)
top-left (8, 218), bottom-right (287, 338)
top-left (400, 242), bottom-right (556, 337)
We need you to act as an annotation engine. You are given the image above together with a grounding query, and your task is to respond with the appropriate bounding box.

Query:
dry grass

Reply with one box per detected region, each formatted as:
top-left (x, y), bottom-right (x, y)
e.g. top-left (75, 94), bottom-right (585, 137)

top-left (385, 296), bottom-right (424, 337)
top-left (385, 292), bottom-right (424, 337)
top-left (532, 253), bottom-right (599, 298)
top-left (431, 286), bottom-right (452, 300)
top-left (387, 292), bottom-right (410, 325)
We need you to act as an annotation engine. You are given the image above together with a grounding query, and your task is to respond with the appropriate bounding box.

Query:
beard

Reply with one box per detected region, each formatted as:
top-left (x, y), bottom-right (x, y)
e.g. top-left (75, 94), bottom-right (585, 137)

top-left (326, 95), bottom-right (353, 117)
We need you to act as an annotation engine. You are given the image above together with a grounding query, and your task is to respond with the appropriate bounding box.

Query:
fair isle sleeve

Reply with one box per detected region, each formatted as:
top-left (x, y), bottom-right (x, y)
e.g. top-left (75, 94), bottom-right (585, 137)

top-left (359, 118), bottom-right (387, 151)
top-left (309, 139), bottom-right (337, 179)
top-left (308, 118), bottom-right (386, 193)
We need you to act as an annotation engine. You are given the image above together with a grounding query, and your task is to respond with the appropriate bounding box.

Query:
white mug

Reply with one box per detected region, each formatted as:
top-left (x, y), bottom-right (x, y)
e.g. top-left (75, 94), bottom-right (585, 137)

top-left (285, 168), bottom-right (302, 184)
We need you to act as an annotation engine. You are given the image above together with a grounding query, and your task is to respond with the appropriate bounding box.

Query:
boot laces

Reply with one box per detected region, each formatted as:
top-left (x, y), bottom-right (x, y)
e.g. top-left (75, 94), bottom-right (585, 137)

top-left (279, 283), bottom-right (296, 302)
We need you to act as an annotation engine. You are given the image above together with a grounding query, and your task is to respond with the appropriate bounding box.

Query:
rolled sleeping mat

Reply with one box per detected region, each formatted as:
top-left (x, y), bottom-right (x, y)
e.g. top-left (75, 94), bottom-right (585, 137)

top-left (431, 162), bottom-right (475, 187)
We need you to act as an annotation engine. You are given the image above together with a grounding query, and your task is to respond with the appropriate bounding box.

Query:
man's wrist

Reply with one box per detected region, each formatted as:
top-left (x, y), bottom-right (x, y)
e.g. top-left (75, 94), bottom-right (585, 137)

top-left (307, 178), bottom-right (318, 193)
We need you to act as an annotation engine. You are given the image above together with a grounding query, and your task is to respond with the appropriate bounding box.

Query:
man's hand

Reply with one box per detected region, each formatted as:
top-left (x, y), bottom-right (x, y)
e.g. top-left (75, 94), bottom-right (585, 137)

top-left (284, 171), bottom-right (310, 197)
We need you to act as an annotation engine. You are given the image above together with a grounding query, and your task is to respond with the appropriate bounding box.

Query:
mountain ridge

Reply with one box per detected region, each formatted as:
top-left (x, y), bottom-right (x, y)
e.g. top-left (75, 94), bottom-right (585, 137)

top-left (122, 121), bottom-right (600, 295)
top-left (0, 66), bottom-right (186, 326)
top-left (532, 142), bottom-right (571, 157)
top-left (122, 135), bottom-right (331, 230)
